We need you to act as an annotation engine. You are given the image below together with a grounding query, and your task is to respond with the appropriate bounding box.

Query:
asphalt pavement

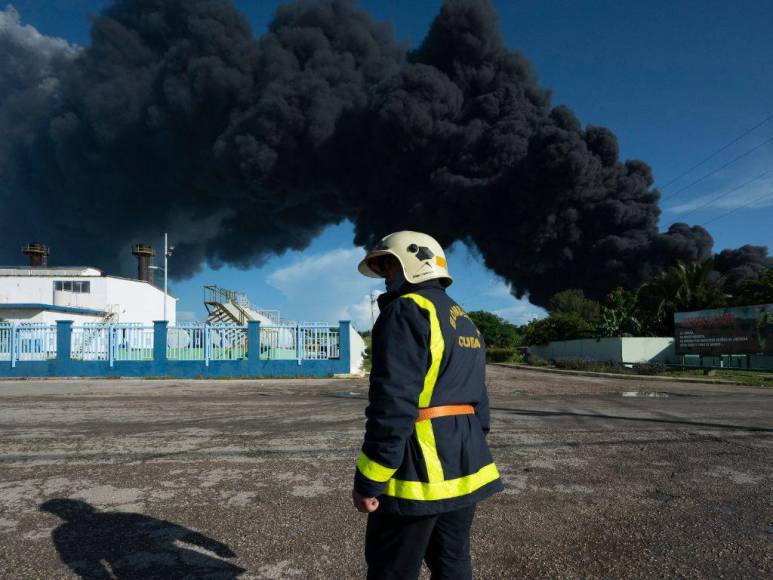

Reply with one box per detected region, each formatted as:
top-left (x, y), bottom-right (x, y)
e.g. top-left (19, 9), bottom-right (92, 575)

top-left (0, 366), bottom-right (770, 578)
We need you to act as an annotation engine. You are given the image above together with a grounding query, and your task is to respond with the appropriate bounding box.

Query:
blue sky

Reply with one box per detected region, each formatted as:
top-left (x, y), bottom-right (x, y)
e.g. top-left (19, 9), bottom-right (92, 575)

top-left (10, 0), bottom-right (773, 329)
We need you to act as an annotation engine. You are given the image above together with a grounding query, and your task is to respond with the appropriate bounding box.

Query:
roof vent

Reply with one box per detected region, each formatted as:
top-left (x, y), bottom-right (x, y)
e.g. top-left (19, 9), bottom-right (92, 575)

top-left (131, 244), bottom-right (155, 283)
top-left (22, 242), bottom-right (49, 267)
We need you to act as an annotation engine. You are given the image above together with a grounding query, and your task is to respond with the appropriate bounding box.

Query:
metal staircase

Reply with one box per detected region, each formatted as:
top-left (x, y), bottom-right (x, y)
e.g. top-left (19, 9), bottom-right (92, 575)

top-left (203, 285), bottom-right (280, 325)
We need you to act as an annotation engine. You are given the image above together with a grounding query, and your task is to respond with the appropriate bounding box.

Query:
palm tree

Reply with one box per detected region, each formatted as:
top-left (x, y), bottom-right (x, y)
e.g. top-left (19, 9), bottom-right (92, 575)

top-left (638, 259), bottom-right (727, 335)
top-left (734, 268), bottom-right (773, 306)
top-left (599, 287), bottom-right (642, 337)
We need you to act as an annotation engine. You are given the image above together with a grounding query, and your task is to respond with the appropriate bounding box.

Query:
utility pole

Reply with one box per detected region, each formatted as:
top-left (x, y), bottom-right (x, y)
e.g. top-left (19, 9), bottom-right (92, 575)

top-left (163, 233), bottom-right (168, 322)
top-left (369, 291), bottom-right (378, 330)
top-left (150, 233), bottom-right (174, 322)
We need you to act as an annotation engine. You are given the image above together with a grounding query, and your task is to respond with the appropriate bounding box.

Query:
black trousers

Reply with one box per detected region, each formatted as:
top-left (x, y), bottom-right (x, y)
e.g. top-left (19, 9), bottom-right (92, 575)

top-left (365, 504), bottom-right (476, 580)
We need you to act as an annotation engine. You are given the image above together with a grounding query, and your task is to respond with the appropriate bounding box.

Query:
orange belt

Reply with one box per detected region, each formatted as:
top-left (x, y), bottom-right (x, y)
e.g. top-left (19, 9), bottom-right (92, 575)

top-left (416, 404), bottom-right (475, 422)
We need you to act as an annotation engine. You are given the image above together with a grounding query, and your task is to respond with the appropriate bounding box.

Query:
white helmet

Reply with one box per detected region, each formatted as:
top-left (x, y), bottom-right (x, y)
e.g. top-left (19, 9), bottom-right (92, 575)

top-left (358, 231), bottom-right (453, 287)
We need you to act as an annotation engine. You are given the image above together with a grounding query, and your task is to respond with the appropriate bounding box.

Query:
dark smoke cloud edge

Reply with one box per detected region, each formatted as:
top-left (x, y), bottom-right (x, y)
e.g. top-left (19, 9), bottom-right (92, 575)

top-left (0, 0), bottom-right (768, 306)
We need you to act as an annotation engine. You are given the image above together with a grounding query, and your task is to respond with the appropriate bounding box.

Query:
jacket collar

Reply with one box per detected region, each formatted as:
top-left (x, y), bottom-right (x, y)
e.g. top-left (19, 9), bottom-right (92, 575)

top-left (377, 279), bottom-right (445, 311)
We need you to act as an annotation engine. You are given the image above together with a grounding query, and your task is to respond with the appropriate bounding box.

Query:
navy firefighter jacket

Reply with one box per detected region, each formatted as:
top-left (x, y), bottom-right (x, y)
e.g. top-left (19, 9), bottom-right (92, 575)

top-left (354, 279), bottom-right (503, 516)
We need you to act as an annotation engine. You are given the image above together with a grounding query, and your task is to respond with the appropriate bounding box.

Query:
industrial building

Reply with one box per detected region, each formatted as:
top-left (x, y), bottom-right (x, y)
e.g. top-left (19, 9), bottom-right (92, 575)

top-left (0, 243), bottom-right (176, 324)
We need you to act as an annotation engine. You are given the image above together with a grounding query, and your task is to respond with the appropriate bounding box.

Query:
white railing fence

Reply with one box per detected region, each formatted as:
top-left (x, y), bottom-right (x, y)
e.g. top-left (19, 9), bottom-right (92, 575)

top-left (259, 323), bottom-right (340, 361)
top-left (301, 325), bottom-right (340, 360)
top-left (210, 325), bottom-right (248, 361)
top-left (113, 325), bottom-right (154, 361)
top-left (0, 323), bottom-right (11, 362)
top-left (71, 324), bottom-right (109, 361)
top-left (167, 324), bottom-right (248, 364)
top-left (0, 323), bottom-right (57, 366)
top-left (71, 324), bottom-right (154, 364)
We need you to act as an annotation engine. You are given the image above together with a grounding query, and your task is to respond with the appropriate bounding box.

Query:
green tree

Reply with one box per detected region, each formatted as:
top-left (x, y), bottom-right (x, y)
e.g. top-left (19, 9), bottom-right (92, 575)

top-left (598, 287), bottom-right (642, 337)
top-left (638, 259), bottom-right (727, 335)
top-left (733, 268), bottom-right (773, 306)
top-left (523, 313), bottom-right (596, 345)
top-left (548, 289), bottom-right (601, 324)
top-left (467, 311), bottom-right (522, 348)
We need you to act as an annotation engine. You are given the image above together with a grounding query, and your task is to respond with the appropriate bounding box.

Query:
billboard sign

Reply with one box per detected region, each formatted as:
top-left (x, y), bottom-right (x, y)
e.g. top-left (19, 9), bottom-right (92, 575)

top-left (674, 304), bottom-right (773, 355)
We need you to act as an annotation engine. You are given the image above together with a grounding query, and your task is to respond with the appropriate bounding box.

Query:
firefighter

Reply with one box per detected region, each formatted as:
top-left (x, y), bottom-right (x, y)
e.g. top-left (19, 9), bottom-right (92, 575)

top-left (352, 231), bottom-right (503, 579)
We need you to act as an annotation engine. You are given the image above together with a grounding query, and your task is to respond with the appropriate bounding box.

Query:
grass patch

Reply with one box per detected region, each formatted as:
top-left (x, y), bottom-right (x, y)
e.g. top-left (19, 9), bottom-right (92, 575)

top-left (665, 368), bottom-right (773, 387)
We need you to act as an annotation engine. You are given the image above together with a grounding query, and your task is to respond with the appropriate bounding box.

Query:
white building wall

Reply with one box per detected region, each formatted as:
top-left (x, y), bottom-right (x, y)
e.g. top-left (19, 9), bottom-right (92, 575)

top-left (529, 337), bottom-right (679, 364)
top-left (349, 326), bottom-right (366, 375)
top-left (530, 338), bottom-right (622, 361)
top-left (620, 337), bottom-right (675, 363)
top-left (103, 278), bottom-right (176, 324)
top-left (0, 273), bottom-right (175, 324)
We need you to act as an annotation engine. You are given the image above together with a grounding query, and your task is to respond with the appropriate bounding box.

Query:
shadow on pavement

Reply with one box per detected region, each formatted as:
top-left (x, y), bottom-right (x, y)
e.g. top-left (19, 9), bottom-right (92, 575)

top-left (491, 407), bottom-right (773, 433)
top-left (40, 498), bottom-right (245, 579)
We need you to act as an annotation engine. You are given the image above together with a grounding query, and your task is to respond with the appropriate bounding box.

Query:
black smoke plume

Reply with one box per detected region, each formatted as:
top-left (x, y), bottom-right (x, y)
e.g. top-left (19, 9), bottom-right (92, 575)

top-left (0, 0), bottom-right (767, 305)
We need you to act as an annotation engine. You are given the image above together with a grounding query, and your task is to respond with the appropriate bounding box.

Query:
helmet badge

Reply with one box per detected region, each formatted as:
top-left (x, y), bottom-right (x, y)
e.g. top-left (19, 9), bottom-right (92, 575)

top-left (409, 245), bottom-right (435, 261)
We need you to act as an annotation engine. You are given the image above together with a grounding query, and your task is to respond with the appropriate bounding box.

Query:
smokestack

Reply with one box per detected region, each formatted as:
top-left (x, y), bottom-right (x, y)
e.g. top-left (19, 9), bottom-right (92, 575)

top-left (22, 242), bottom-right (49, 267)
top-left (132, 244), bottom-right (155, 284)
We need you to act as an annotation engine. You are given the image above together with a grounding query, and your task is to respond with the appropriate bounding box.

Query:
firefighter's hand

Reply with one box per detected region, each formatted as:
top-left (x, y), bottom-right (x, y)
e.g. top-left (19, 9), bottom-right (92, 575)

top-left (352, 489), bottom-right (379, 513)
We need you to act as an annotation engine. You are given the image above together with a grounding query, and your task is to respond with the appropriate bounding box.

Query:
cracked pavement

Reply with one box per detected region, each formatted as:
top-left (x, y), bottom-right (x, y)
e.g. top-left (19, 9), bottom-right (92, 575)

top-left (0, 366), bottom-right (771, 578)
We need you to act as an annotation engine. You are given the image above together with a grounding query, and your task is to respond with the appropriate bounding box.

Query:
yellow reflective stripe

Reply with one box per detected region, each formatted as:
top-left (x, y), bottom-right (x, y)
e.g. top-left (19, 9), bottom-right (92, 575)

top-left (401, 292), bottom-right (445, 482)
top-left (400, 293), bottom-right (443, 408)
top-left (415, 419), bottom-right (444, 482)
top-left (356, 451), bottom-right (397, 483)
top-left (384, 463), bottom-right (500, 501)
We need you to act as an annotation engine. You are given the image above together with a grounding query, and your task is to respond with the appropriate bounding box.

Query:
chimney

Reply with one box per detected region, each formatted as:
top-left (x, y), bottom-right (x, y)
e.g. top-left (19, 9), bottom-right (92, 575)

top-left (132, 244), bottom-right (155, 283)
top-left (22, 243), bottom-right (49, 267)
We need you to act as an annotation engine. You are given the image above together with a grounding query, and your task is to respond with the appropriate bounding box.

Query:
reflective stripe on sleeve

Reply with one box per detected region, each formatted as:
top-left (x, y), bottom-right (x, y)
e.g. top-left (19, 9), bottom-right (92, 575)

top-left (385, 462), bottom-right (500, 501)
top-left (356, 451), bottom-right (397, 483)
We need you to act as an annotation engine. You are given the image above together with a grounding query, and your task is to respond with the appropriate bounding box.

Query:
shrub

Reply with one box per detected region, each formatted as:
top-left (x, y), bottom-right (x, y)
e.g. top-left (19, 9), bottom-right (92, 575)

top-left (525, 353), bottom-right (550, 367)
top-left (486, 348), bottom-right (524, 363)
top-left (548, 289), bottom-right (601, 323)
top-left (523, 313), bottom-right (596, 345)
top-left (467, 311), bottom-right (523, 349)
top-left (632, 362), bottom-right (667, 375)
top-left (553, 357), bottom-right (625, 373)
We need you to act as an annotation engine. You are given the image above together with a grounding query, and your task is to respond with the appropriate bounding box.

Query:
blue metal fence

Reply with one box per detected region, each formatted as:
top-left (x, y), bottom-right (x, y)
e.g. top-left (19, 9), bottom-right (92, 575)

top-left (0, 320), bottom-right (351, 378)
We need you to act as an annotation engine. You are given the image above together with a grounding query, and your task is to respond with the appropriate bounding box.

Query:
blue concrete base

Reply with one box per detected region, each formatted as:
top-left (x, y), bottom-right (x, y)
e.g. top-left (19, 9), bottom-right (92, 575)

top-left (0, 358), bottom-right (349, 378)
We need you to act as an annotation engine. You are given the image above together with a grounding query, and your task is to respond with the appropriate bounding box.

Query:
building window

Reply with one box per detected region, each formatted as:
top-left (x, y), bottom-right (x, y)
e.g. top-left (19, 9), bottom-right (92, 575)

top-left (53, 281), bottom-right (91, 294)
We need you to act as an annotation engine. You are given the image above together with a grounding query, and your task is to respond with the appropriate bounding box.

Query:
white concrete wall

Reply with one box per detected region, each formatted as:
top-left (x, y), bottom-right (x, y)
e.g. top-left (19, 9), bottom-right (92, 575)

top-left (0, 275), bottom-right (175, 324)
top-left (530, 338), bottom-right (622, 362)
top-left (349, 326), bottom-right (366, 375)
top-left (621, 337), bottom-right (675, 363)
top-left (103, 278), bottom-right (176, 324)
top-left (530, 337), bottom-right (678, 364)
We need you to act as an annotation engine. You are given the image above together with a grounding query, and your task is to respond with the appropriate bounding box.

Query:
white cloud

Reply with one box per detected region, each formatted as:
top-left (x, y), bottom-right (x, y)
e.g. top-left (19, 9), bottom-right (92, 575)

top-left (666, 166), bottom-right (773, 215)
top-left (265, 245), bottom-right (547, 329)
top-left (176, 310), bottom-right (198, 322)
top-left (267, 247), bottom-right (382, 330)
top-left (483, 279), bottom-right (514, 298)
top-left (493, 301), bottom-right (547, 325)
